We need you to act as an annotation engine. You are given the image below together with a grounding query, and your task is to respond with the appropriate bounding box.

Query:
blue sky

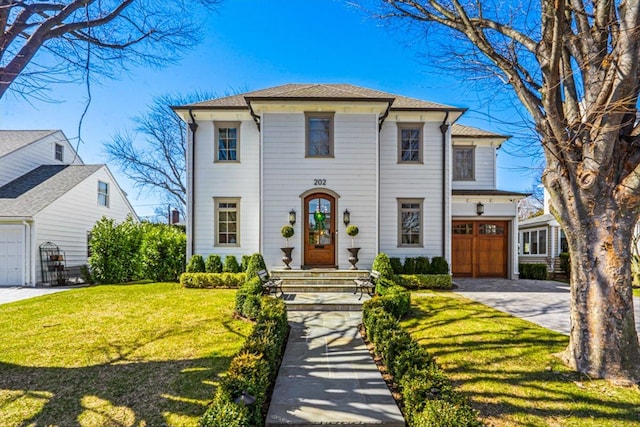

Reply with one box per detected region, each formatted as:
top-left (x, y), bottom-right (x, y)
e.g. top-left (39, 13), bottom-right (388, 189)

top-left (0, 0), bottom-right (540, 219)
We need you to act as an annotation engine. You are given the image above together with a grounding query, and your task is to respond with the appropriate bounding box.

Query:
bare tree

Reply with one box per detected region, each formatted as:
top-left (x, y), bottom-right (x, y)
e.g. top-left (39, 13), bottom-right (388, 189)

top-left (105, 92), bottom-right (214, 218)
top-left (0, 0), bottom-right (220, 100)
top-left (375, 0), bottom-right (640, 383)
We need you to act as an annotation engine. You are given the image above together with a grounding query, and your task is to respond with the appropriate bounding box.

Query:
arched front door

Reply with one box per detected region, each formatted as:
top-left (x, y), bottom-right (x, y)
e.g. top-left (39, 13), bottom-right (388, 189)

top-left (303, 193), bottom-right (336, 268)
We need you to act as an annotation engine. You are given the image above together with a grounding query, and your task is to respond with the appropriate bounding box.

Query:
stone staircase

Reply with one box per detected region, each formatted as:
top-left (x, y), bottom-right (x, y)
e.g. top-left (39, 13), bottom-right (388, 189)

top-left (270, 269), bottom-right (372, 311)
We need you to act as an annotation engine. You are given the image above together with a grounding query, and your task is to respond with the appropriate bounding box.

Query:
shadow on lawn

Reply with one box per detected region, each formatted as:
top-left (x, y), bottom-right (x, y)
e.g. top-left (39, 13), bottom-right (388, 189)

top-left (0, 355), bottom-right (232, 426)
top-left (406, 301), bottom-right (640, 425)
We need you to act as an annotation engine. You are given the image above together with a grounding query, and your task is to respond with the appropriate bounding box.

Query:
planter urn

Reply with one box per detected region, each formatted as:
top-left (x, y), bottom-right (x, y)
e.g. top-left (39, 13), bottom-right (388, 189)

top-left (347, 247), bottom-right (360, 270)
top-left (281, 247), bottom-right (294, 270)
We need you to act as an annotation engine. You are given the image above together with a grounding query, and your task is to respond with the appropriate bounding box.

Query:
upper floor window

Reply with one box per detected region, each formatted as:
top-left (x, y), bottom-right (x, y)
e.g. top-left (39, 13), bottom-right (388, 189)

top-left (55, 143), bottom-right (64, 161)
top-left (98, 181), bottom-right (109, 207)
top-left (453, 146), bottom-right (475, 180)
top-left (521, 229), bottom-right (547, 255)
top-left (397, 123), bottom-right (423, 163)
top-left (398, 198), bottom-right (423, 247)
top-left (305, 112), bottom-right (334, 157)
top-left (215, 122), bottom-right (240, 162)
top-left (215, 198), bottom-right (240, 246)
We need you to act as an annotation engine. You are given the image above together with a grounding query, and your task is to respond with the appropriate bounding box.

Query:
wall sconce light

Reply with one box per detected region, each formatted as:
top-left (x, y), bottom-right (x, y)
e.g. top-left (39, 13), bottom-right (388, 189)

top-left (343, 209), bottom-right (351, 226)
top-left (289, 209), bottom-right (296, 226)
top-left (476, 202), bottom-right (484, 216)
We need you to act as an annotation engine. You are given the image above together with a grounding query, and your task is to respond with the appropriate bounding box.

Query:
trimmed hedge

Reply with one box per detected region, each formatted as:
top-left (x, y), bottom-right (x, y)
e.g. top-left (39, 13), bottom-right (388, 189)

top-left (205, 254), bottom-right (223, 273)
top-left (186, 255), bottom-right (206, 273)
top-left (362, 277), bottom-right (481, 427)
top-left (559, 252), bottom-right (570, 275)
top-left (519, 263), bottom-right (548, 280)
top-left (235, 276), bottom-right (264, 318)
top-left (399, 274), bottom-right (453, 290)
top-left (200, 297), bottom-right (288, 427)
top-left (372, 253), bottom-right (395, 280)
top-left (430, 256), bottom-right (449, 274)
top-left (224, 255), bottom-right (241, 273)
top-left (180, 272), bottom-right (246, 289)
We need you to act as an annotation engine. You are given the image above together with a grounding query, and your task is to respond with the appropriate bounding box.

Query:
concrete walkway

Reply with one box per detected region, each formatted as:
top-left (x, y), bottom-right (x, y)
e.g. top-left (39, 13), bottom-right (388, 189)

top-left (454, 278), bottom-right (640, 335)
top-left (0, 286), bottom-right (74, 305)
top-left (266, 310), bottom-right (404, 427)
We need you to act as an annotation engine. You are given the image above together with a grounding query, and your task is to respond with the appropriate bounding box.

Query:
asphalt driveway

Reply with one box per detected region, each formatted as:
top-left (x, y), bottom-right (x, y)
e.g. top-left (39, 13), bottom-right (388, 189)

top-left (454, 278), bottom-right (640, 335)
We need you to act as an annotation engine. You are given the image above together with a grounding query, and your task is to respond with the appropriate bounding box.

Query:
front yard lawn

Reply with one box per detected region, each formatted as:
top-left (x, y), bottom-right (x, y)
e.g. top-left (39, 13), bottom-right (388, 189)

top-left (0, 283), bottom-right (251, 427)
top-left (404, 294), bottom-right (640, 426)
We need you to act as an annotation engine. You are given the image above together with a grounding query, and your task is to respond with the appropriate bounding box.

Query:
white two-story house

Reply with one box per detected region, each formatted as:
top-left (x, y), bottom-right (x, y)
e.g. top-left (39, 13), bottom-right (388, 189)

top-left (0, 130), bottom-right (138, 286)
top-left (173, 84), bottom-right (525, 278)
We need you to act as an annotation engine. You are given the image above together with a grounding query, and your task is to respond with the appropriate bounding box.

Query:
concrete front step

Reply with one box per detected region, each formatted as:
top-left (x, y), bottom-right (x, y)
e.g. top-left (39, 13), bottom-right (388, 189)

top-left (283, 292), bottom-right (370, 311)
top-left (272, 269), bottom-right (370, 293)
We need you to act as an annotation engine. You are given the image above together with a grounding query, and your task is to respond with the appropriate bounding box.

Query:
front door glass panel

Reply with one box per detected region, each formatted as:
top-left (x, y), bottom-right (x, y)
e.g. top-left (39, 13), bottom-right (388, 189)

top-left (308, 198), bottom-right (332, 246)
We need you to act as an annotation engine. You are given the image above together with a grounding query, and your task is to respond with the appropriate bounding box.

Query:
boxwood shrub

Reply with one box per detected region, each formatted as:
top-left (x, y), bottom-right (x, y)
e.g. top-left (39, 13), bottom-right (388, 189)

top-left (200, 297), bottom-right (287, 427)
top-left (519, 263), bottom-right (548, 280)
top-left (362, 277), bottom-right (481, 427)
top-left (224, 255), bottom-right (241, 273)
top-left (399, 274), bottom-right (453, 290)
top-left (429, 256), bottom-right (449, 274)
top-left (186, 254), bottom-right (205, 273)
top-left (180, 272), bottom-right (246, 289)
top-left (389, 257), bottom-right (404, 275)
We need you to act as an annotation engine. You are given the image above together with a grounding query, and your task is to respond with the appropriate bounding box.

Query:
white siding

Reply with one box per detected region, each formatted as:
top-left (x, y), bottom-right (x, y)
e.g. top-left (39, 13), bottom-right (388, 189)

top-left (191, 118), bottom-right (261, 260)
top-left (33, 167), bottom-right (135, 284)
top-left (452, 144), bottom-right (495, 190)
top-left (379, 120), bottom-right (445, 259)
top-left (0, 132), bottom-right (83, 186)
top-left (262, 113), bottom-right (378, 269)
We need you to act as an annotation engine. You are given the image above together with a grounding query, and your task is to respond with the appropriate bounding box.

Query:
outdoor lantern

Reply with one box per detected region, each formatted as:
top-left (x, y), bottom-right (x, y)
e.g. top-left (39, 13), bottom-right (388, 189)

top-left (476, 202), bottom-right (485, 216)
top-left (234, 391), bottom-right (256, 406)
top-left (343, 209), bottom-right (351, 226)
top-left (289, 209), bottom-right (296, 226)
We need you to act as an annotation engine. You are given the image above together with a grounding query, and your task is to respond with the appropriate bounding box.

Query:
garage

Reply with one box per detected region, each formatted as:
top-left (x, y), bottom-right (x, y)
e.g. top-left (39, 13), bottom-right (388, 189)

top-left (0, 225), bottom-right (24, 286)
top-left (452, 220), bottom-right (508, 278)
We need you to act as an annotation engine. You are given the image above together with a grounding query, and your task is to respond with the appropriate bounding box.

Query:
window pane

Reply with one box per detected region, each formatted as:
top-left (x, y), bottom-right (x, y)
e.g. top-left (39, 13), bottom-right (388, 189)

top-left (531, 231), bottom-right (538, 254)
top-left (453, 223), bottom-right (473, 234)
top-left (218, 127), bottom-right (238, 161)
top-left (523, 232), bottom-right (530, 254)
top-left (309, 118), bottom-right (331, 156)
top-left (539, 230), bottom-right (547, 255)
top-left (400, 128), bottom-right (420, 162)
top-left (454, 148), bottom-right (473, 180)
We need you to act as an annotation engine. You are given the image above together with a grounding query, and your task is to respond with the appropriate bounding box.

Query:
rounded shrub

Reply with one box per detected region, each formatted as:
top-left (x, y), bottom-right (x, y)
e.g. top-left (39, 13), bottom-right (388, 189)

top-left (412, 399), bottom-right (482, 427)
top-left (186, 254), bottom-right (205, 273)
top-left (224, 255), bottom-right (241, 273)
top-left (346, 225), bottom-right (359, 237)
top-left (372, 253), bottom-right (395, 280)
top-left (242, 294), bottom-right (262, 320)
top-left (430, 256), bottom-right (450, 274)
top-left (415, 256), bottom-right (430, 274)
top-left (205, 254), bottom-right (223, 273)
top-left (281, 225), bottom-right (294, 239)
top-left (240, 255), bottom-right (251, 272)
top-left (403, 257), bottom-right (417, 275)
top-left (245, 253), bottom-right (267, 280)
top-left (389, 257), bottom-right (403, 275)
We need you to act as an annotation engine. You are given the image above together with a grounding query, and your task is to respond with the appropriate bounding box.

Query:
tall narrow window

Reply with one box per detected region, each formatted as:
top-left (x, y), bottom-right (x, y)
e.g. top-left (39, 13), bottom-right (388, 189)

top-left (215, 122), bottom-right (240, 162)
top-left (97, 181), bottom-right (109, 207)
top-left (215, 198), bottom-right (240, 246)
top-left (305, 112), bottom-right (334, 157)
top-left (398, 199), bottom-right (423, 247)
top-left (521, 229), bottom-right (547, 255)
top-left (453, 146), bottom-right (475, 180)
top-left (55, 143), bottom-right (64, 161)
top-left (397, 123), bottom-right (423, 163)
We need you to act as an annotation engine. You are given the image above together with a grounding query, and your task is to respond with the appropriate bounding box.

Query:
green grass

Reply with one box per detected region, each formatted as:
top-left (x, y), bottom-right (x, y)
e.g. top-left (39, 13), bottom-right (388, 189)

top-left (403, 294), bottom-right (640, 426)
top-left (0, 283), bottom-right (252, 427)
top-left (633, 287), bottom-right (640, 297)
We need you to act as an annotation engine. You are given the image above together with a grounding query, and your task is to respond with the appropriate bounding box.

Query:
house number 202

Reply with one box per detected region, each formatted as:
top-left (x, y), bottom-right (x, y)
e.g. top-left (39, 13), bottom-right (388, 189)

top-left (314, 179), bottom-right (327, 186)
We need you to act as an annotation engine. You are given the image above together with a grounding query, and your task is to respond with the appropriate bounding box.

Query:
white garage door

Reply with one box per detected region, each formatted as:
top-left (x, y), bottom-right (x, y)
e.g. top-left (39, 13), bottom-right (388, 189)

top-left (0, 226), bottom-right (24, 286)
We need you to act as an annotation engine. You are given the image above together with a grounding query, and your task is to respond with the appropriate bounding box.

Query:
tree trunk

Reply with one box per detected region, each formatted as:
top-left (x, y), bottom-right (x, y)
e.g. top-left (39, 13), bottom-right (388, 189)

top-left (557, 196), bottom-right (640, 384)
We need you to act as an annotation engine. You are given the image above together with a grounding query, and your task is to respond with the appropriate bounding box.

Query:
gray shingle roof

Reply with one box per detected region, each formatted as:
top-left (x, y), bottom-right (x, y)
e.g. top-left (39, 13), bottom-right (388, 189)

top-left (0, 164), bottom-right (102, 217)
top-left (178, 83), bottom-right (463, 111)
top-left (0, 130), bottom-right (59, 158)
top-left (452, 124), bottom-right (508, 139)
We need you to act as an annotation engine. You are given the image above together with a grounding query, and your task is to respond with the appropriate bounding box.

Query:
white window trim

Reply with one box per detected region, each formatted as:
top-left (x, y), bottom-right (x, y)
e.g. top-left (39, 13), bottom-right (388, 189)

top-left (214, 197), bottom-right (240, 247)
top-left (520, 227), bottom-right (548, 255)
top-left (214, 121), bottom-right (241, 163)
top-left (397, 198), bottom-right (424, 247)
top-left (97, 181), bottom-right (109, 207)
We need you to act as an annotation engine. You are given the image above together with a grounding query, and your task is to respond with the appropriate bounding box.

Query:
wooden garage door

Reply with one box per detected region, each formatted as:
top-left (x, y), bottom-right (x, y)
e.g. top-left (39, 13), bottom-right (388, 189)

top-left (452, 221), bottom-right (508, 278)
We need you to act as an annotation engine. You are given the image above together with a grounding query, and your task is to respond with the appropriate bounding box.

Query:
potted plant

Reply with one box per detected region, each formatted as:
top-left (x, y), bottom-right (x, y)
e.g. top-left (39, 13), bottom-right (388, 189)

top-left (280, 225), bottom-right (295, 269)
top-left (346, 225), bottom-right (360, 270)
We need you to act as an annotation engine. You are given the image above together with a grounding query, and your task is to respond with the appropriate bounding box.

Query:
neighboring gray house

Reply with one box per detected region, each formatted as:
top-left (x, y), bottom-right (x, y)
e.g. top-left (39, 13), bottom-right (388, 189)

top-left (173, 83), bottom-right (526, 278)
top-left (0, 130), bottom-right (137, 287)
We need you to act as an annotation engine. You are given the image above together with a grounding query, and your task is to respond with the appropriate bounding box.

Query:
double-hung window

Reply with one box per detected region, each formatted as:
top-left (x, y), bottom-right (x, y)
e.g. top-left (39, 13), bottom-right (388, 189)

top-left (398, 198), bottom-right (424, 246)
top-left (305, 112), bottom-right (334, 157)
top-left (397, 123), bottom-right (423, 163)
top-left (215, 122), bottom-right (240, 162)
top-left (453, 146), bottom-right (475, 180)
top-left (215, 198), bottom-right (240, 246)
top-left (521, 229), bottom-right (547, 255)
top-left (97, 181), bottom-right (109, 207)
top-left (55, 143), bottom-right (64, 161)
